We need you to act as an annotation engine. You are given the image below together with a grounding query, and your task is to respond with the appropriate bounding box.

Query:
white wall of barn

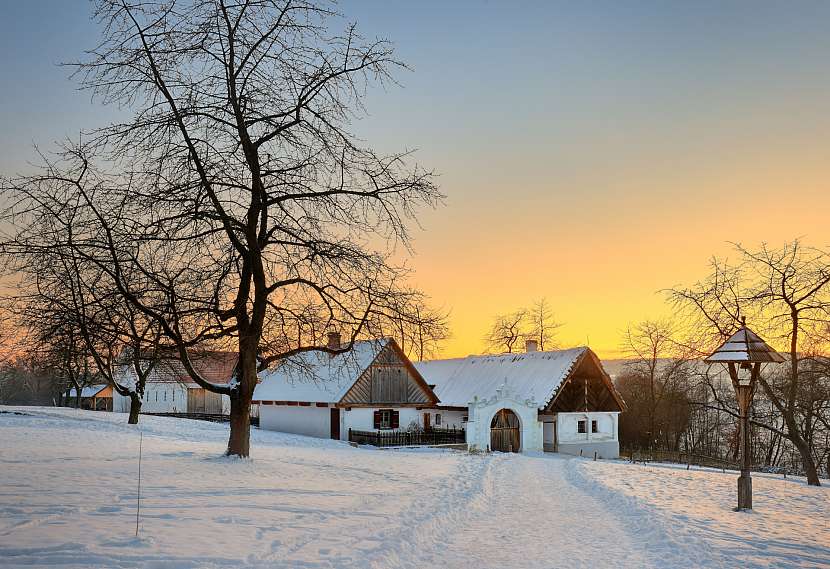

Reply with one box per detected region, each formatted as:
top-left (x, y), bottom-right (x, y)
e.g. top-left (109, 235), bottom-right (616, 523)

top-left (113, 383), bottom-right (189, 413)
top-left (259, 405), bottom-right (332, 438)
top-left (113, 383), bottom-right (230, 414)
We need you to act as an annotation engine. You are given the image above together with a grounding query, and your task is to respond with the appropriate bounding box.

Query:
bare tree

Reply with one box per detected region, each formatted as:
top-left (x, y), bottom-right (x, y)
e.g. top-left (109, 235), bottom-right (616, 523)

top-left (670, 240), bottom-right (830, 485)
top-left (527, 297), bottom-right (561, 351)
top-left (2, 1), bottom-right (439, 456)
top-left (484, 298), bottom-right (562, 354)
top-left (484, 310), bottom-right (527, 354)
top-left (375, 293), bottom-right (450, 361)
top-left (619, 319), bottom-right (693, 450)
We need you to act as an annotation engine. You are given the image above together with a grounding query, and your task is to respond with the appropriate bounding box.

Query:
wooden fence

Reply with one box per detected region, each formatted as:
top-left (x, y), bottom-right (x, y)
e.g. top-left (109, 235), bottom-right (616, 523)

top-left (143, 412), bottom-right (260, 427)
top-left (349, 427), bottom-right (466, 447)
top-left (620, 447), bottom-right (793, 475)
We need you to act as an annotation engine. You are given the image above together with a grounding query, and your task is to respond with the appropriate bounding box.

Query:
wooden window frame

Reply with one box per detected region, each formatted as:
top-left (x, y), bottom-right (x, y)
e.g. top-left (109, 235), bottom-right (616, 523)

top-left (591, 419), bottom-right (598, 433)
top-left (379, 409), bottom-right (393, 430)
top-left (577, 419), bottom-right (587, 434)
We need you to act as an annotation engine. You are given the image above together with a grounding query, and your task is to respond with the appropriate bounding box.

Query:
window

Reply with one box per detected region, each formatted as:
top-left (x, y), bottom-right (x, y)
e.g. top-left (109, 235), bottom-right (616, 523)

top-left (577, 419), bottom-right (587, 434)
top-left (591, 420), bottom-right (598, 433)
top-left (163, 391), bottom-right (167, 401)
top-left (462, 416), bottom-right (468, 423)
top-left (380, 409), bottom-right (392, 429)
top-left (373, 409), bottom-right (399, 430)
top-left (155, 391), bottom-right (158, 402)
top-left (435, 414), bottom-right (442, 426)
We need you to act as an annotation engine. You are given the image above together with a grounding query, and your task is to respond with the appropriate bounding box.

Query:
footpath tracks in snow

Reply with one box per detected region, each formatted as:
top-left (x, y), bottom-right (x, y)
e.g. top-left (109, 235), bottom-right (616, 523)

top-left (386, 452), bottom-right (665, 569)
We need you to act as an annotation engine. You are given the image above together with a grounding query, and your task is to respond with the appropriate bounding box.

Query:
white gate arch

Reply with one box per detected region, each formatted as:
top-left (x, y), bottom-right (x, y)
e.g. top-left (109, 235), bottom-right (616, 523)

top-left (465, 381), bottom-right (543, 453)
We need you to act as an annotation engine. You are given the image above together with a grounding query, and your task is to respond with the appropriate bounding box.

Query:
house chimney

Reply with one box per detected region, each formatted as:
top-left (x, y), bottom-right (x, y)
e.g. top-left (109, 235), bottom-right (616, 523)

top-left (526, 339), bottom-right (538, 353)
top-left (327, 331), bottom-right (341, 351)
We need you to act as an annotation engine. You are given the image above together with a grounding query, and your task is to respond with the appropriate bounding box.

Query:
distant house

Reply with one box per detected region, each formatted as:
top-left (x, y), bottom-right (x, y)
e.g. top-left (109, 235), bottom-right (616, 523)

top-left (254, 334), bottom-right (626, 458)
top-left (68, 385), bottom-right (113, 411)
top-left (252, 334), bottom-right (438, 440)
top-left (112, 351), bottom-right (238, 415)
top-left (415, 341), bottom-right (626, 458)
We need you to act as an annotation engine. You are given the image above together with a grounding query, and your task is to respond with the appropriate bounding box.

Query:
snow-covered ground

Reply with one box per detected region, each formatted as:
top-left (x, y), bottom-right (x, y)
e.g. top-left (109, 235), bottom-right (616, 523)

top-left (0, 407), bottom-right (827, 568)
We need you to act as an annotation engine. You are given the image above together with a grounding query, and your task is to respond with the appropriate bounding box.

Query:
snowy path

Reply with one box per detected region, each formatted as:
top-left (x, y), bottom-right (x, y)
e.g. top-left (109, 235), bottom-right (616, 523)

top-left (395, 452), bottom-right (659, 569)
top-left (1, 407), bottom-right (827, 568)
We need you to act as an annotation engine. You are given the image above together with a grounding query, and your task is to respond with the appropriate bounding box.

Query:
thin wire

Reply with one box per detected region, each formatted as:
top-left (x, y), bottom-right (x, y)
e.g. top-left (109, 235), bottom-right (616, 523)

top-left (136, 430), bottom-right (143, 538)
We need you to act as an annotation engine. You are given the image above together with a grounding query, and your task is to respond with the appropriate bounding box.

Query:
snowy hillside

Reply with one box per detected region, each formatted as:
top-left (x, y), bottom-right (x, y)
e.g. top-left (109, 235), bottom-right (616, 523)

top-left (0, 407), bottom-right (827, 568)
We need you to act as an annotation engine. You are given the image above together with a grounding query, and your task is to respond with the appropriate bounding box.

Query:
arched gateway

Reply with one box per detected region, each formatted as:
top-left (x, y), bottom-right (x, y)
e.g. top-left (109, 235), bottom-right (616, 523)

top-left (490, 408), bottom-right (521, 452)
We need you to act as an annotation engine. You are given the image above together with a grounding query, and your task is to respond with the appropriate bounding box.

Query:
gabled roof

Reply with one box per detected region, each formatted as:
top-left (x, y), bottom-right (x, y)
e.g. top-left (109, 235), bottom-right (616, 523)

top-left (252, 338), bottom-right (438, 405)
top-left (414, 347), bottom-right (588, 409)
top-left (116, 350), bottom-right (239, 389)
top-left (148, 351), bottom-right (239, 385)
top-left (704, 326), bottom-right (785, 364)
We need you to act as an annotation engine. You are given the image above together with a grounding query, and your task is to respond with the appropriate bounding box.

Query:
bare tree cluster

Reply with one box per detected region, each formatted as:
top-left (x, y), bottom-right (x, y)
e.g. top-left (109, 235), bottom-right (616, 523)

top-left (618, 240), bottom-right (830, 486)
top-left (484, 298), bottom-right (562, 353)
top-left (0, 0), bottom-right (441, 456)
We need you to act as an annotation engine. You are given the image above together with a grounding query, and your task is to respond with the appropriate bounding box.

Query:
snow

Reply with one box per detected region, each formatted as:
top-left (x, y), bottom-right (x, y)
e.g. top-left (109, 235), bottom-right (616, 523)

top-left (1, 406), bottom-right (828, 568)
top-left (253, 339), bottom-right (389, 403)
top-left (415, 347), bottom-right (585, 408)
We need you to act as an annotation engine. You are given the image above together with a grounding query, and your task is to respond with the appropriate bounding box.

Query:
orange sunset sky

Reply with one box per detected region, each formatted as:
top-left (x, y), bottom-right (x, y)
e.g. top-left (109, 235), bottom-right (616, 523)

top-left (2, 2), bottom-right (829, 359)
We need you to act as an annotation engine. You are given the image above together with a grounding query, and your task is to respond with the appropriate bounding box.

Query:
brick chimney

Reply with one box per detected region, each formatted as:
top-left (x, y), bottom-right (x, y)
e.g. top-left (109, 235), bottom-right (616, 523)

top-left (526, 339), bottom-right (538, 353)
top-left (327, 331), bottom-right (341, 351)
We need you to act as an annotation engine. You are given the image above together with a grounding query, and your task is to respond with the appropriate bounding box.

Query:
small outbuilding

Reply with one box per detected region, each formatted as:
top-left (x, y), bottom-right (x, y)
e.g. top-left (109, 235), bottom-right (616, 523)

top-left (68, 385), bottom-right (113, 411)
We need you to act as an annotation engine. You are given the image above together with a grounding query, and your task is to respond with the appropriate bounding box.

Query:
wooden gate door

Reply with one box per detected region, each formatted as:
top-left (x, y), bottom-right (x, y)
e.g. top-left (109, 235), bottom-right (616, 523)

top-left (204, 391), bottom-right (223, 414)
top-left (188, 388), bottom-right (206, 413)
top-left (423, 412), bottom-right (431, 431)
top-left (330, 408), bottom-right (340, 440)
top-left (490, 409), bottom-right (521, 452)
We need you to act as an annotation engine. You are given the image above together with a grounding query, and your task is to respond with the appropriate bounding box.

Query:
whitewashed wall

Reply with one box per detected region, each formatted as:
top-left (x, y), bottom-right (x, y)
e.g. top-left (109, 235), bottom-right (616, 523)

top-left (343, 407), bottom-right (422, 434)
top-left (113, 383), bottom-right (230, 414)
top-left (556, 411), bottom-right (620, 458)
top-left (422, 409), bottom-right (466, 430)
top-left (260, 405), bottom-right (332, 438)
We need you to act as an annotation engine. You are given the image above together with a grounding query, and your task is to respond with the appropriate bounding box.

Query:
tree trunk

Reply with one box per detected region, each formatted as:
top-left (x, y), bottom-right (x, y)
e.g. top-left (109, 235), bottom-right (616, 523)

top-left (225, 342), bottom-right (256, 457)
top-left (792, 436), bottom-right (820, 486)
top-left (128, 393), bottom-right (141, 425)
top-left (226, 392), bottom-right (251, 457)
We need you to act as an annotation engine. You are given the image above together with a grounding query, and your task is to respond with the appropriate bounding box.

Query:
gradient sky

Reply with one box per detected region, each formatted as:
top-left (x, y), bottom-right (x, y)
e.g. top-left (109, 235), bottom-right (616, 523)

top-left (2, 1), bottom-right (829, 358)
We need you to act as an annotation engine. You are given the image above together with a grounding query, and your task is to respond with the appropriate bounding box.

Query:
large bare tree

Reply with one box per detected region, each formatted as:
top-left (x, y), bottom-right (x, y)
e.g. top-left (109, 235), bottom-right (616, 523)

top-left (2, 1), bottom-right (439, 456)
top-left (670, 240), bottom-right (830, 485)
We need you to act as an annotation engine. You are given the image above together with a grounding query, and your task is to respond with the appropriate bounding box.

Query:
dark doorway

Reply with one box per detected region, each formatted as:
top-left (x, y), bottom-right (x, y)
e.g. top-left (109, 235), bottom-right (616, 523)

top-left (490, 409), bottom-right (521, 452)
top-left (330, 407), bottom-right (340, 440)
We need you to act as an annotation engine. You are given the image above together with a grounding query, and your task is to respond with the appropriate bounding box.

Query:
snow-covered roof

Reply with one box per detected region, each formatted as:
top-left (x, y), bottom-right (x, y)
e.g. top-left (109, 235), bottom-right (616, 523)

top-left (69, 385), bottom-right (109, 398)
top-left (414, 347), bottom-right (588, 408)
top-left (704, 327), bottom-right (785, 364)
top-left (253, 339), bottom-right (390, 404)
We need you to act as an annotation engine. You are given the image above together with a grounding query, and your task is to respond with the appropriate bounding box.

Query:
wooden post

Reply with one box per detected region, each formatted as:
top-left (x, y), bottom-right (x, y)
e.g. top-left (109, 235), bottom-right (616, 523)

top-left (730, 363), bottom-right (758, 511)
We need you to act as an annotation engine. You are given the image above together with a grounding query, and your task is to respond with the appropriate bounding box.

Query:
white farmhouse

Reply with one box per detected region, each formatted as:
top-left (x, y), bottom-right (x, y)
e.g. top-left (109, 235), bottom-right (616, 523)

top-left (254, 334), bottom-right (626, 458)
top-left (252, 334), bottom-right (439, 440)
top-left (415, 340), bottom-right (627, 458)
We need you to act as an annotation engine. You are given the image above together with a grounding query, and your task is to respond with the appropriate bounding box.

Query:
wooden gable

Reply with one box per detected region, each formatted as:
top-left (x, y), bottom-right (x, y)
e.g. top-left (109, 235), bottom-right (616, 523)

top-left (340, 341), bottom-right (438, 406)
top-left (545, 349), bottom-right (626, 413)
